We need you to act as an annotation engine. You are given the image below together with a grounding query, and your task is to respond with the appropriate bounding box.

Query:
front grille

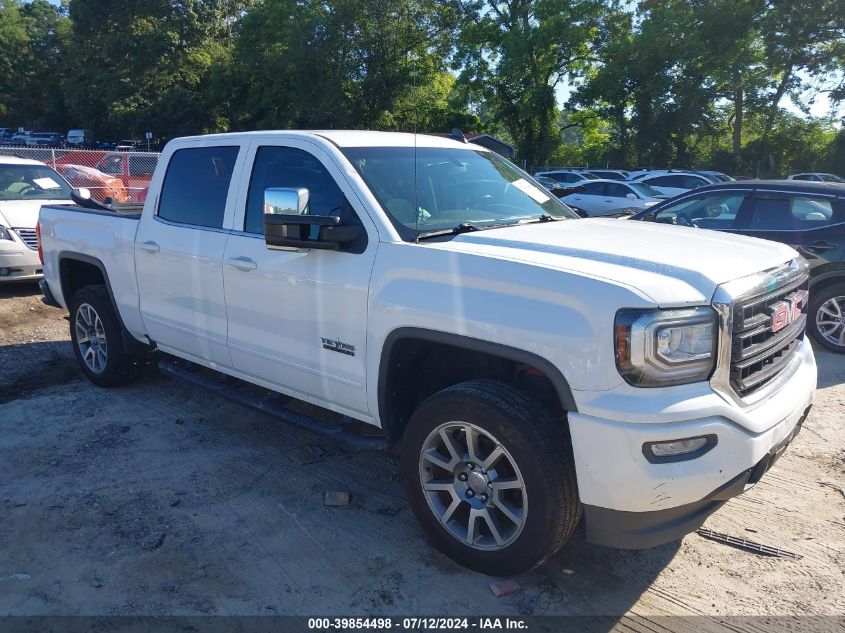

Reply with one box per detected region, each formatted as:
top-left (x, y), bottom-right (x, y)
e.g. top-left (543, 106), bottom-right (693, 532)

top-left (12, 228), bottom-right (37, 250)
top-left (730, 273), bottom-right (809, 397)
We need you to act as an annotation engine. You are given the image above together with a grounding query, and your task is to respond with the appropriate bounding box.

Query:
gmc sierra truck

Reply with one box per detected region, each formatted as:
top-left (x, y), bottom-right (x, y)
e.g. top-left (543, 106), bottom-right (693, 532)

top-left (38, 131), bottom-right (817, 575)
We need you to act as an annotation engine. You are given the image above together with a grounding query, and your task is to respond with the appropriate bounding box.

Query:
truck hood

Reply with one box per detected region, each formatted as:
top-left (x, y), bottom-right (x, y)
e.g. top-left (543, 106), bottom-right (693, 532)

top-left (0, 200), bottom-right (68, 229)
top-left (436, 218), bottom-right (798, 306)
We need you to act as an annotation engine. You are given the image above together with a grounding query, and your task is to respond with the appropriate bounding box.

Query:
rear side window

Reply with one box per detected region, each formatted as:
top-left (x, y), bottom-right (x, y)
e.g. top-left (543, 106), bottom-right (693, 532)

top-left (158, 146), bottom-right (239, 228)
top-left (748, 196), bottom-right (836, 231)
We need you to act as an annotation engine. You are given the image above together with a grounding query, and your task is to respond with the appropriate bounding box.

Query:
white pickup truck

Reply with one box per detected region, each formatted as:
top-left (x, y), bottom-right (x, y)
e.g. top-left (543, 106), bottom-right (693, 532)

top-left (38, 131), bottom-right (817, 575)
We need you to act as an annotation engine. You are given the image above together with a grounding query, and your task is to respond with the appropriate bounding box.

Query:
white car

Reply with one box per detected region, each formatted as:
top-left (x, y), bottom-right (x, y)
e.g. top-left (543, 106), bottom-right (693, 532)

top-left (560, 179), bottom-right (666, 216)
top-left (788, 172), bottom-right (844, 183)
top-left (39, 131), bottom-right (816, 575)
top-left (0, 156), bottom-right (72, 282)
top-left (638, 171), bottom-right (716, 197)
top-left (533, 169), bottom-right (597, 186)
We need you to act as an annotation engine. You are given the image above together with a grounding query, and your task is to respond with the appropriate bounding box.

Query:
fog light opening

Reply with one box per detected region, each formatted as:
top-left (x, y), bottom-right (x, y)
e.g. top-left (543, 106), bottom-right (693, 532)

top-left (643, 435), bottom-right (717, 463)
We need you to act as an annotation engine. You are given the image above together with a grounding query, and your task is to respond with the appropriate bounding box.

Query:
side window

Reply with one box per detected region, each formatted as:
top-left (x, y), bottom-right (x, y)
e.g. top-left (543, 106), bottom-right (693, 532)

top-left (648, 175), bottom-right (681, 188)
top-left (682, 175), bottom-right (707, 189)
top-left (653, 194), bottom-right (746, 229)
top-left (158, 146), bottom-right (239, 228)
top-left (605, 183), bottom-right (630, 198)
top-left (244, 146), bottom-right (348, 235)
top-left (97, 155), bottom-right (123, 175)
top-left (129, 155), bottom-right (156, 177)
top-left (748, 196), bottom-right (835, 231)
top-left (581, 182), bottom-right (605, 195)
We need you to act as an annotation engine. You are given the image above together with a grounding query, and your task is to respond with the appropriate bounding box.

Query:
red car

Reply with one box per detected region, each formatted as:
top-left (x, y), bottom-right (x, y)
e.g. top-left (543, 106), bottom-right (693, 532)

top-left (54, 164), bottom-right (129, 203)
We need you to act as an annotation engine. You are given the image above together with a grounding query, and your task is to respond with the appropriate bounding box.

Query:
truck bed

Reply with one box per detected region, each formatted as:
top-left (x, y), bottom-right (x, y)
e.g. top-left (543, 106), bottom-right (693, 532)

top-left (39, 202), bottom-right (145, 337)
top-left (40, 202), bottom-right (144, 220)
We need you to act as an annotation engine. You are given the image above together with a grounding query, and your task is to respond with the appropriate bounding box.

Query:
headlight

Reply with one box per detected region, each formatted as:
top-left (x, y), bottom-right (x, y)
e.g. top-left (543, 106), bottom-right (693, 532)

top-left (615, 307), bottom-right (717, 387)
top-left (0, 225), bottom-right (12, 241)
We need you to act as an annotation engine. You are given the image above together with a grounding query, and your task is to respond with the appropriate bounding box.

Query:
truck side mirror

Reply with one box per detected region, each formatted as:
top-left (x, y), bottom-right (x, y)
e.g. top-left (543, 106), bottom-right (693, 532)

top-left (626, 193), bottom-right (637, 200)
top-left (263, 187), bottom-right (363, 252)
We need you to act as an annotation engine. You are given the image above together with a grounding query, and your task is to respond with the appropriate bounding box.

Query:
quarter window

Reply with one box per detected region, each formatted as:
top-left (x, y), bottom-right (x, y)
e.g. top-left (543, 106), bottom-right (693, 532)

top-left (158, 146), bottom-right (239, 228)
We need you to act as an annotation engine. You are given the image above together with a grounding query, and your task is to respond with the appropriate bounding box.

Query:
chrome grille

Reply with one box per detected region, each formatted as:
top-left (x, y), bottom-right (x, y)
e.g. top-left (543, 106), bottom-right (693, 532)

top-left (729, 272), bottom-right (809, 398)
top-left (13, 228), bottom-right (38, 250)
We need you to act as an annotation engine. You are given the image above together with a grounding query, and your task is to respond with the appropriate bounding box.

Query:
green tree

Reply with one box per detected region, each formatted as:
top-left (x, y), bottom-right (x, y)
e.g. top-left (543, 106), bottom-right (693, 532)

top-left (65, 0), bottom-right (254, 138)
top-left (455, 0), bottom-right (616, 167)
top-left (0, 0), bottom-right (69, 129)
top-left (225, 0), bottom-right (458, 131)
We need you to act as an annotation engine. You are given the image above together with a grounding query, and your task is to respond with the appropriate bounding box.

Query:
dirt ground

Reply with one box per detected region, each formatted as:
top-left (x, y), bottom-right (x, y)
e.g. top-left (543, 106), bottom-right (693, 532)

top-left (0, 282), bottom-right (843, 620)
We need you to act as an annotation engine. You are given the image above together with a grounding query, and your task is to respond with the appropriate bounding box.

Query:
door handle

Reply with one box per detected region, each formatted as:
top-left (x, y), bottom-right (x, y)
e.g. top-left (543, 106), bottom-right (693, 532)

top-left (805, 241), bottom-right (837, 253)
top-left (226, 256), bottom-right (258, 272)
top-left (140, 240), bottom-right (160, 253)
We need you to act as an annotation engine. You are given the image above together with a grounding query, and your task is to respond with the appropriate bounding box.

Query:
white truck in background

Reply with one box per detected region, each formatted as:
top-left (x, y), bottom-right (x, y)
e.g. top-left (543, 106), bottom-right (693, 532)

top-left (37, 131), bottom-right (816, 575)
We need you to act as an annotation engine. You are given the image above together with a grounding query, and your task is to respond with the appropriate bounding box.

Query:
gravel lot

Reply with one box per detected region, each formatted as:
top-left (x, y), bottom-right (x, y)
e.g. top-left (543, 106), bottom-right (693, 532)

top-left (1, 282), bottom-right (843, 619)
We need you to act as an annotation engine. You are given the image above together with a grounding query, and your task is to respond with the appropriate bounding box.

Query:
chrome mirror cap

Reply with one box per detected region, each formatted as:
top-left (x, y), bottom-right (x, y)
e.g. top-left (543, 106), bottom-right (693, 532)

top-left (264, 187), bottom-right (309, 215)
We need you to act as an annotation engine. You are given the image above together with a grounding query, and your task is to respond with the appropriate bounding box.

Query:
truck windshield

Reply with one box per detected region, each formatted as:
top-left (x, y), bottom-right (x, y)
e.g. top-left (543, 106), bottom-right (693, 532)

top-left (342, 146), bottom-right (577, 241)
top-left (0, 164), bottom-right (72, 201)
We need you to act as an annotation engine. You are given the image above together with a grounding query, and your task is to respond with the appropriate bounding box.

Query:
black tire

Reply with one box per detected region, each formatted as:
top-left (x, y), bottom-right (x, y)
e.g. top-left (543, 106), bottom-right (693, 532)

top-left (69, 284), bottom-right (138, 387)
top-left (808, 281), bottom-right (845, 353)
top-left (401, 379), bottom-right (581, 576)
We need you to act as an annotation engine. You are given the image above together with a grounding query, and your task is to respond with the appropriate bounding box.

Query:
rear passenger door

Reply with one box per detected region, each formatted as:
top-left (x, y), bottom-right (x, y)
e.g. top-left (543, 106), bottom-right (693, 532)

top-left (136, 142), bottom-right (246, 367)
top-left (735, 192), bottom-right (845, 271)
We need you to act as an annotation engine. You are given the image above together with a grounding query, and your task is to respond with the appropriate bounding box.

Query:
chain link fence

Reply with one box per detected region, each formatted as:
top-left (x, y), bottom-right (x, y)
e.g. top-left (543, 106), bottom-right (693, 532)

top-left (0, 146), bottom-right (160, 204)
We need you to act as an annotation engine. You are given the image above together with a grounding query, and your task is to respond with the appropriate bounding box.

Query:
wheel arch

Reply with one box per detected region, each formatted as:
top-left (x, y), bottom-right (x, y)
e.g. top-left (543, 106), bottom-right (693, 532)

top-left (58, 251), bottom-right (148, 356)
top-left (377, 327), bottom-right (578, 442)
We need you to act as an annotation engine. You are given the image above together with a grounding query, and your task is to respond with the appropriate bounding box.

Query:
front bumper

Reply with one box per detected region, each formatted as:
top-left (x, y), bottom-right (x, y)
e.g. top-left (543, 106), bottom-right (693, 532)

top-left (583, 404), bottom-right (810, 548)
top-left (0, 237), bottom-right (42, 282)
top-left (569, 337), bottom-right (816, 548)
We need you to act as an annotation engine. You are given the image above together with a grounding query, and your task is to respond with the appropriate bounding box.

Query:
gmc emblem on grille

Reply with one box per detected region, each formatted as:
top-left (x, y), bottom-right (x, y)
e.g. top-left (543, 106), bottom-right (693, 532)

top-left (770, 290), bottom-right (807, 333)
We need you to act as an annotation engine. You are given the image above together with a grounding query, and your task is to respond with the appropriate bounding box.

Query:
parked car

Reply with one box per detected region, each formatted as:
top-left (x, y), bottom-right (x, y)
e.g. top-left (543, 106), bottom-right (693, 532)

top-left (39, 130), bottom-right (816, 575)
top-left (94, 151), bottom-right (157, 199)
top-left (0, 156), bottom-right (72, 281)
top-left (27, 132), bottom-right (65, 148)
top-left (560, 179), bottom-right (666, 216)
top-left (638, 171), bottom-right (716, 196)
top-left (585, 169), bottom-right (629, 181)
top-left (10, 131), bottom-right (31, 146)
top-left (66, 129), bottom-right (93, 148)
top-left (54, 164), bottom-right (129, 204)
top-left (788, 173), bottom-right (844, 183)
top-left (631, 180), bottom-right (845, 353)
top-left (534, 169), bottom-right (598, 186)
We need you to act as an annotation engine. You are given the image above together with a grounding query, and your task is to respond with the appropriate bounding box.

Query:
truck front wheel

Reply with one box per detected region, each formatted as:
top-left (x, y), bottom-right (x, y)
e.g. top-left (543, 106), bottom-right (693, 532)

top-left (69, 285), bottom-right (138, 387)
top-left (401, 380), bottom-right (581, 576)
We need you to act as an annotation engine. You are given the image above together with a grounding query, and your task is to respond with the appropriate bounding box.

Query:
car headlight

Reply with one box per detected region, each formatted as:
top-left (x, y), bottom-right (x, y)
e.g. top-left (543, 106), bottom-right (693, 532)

top-left (615, 307), bottom-right (717, 387)
top-left (0, 225), bottom-right (12, 241)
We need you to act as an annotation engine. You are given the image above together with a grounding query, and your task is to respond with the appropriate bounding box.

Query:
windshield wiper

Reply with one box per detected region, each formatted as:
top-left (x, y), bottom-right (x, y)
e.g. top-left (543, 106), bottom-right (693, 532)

top-left (416, 222), bottom-right (483, 242)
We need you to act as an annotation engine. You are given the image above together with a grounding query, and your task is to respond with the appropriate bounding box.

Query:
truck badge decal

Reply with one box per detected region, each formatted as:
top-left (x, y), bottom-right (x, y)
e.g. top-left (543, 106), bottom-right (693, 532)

top-left (321, 337), bottom-right (356, 356)
top-left (770, 291), bottom-right (807, 333)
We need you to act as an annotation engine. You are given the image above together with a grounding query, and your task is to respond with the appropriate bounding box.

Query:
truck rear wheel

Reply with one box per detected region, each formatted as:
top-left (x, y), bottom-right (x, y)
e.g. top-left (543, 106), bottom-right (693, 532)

top-left (69, 285), bottom-right (138, 387)
top-left (401, 380), bottom-right (581, 576)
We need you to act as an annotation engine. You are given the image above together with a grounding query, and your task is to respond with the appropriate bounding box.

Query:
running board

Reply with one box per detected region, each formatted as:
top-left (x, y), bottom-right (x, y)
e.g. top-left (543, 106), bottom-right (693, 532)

top-left (158, 358), bottom-right (388, 451)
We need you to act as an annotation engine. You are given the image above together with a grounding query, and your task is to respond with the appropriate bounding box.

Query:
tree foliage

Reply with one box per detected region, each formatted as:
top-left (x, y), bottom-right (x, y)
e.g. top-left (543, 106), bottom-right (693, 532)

top-left (0, 0), bottom-right (842, 175)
